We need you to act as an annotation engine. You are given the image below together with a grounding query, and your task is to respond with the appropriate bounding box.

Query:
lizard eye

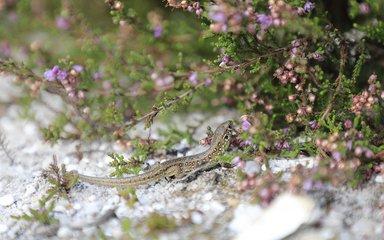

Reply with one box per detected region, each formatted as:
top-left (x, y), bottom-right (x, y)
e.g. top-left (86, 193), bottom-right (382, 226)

top-left (224, 134), bottom-right (229, 140)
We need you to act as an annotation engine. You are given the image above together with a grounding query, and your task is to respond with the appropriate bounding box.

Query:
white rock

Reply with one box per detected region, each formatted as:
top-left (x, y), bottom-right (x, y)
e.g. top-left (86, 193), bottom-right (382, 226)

top-left (243, 161), bottom-right (260, 175)
top-left (235, 193), bottom-right (316, 240)
top-left (351, 218), bottom-right (377, 237)
top-left (229, 203), bottom-right (263, 233)
top-left (0, 223), bottom-right (8, 234)
top-left (203, 192), bottom-right (213, 201)
top-left (54, 205), bottom-right (66, 213)
top-left (0, 194), bottom-right (15, 206)
top-left (267, 157), bottom-right (315, 173)
top-left (73, 203), bottom-right (82, 210)
top-left (374, 175), bottom-right (384, 183)
top-left (57, 226), bottom-right (72, 238)
top-left (210, 201), bottom-right (226, 214)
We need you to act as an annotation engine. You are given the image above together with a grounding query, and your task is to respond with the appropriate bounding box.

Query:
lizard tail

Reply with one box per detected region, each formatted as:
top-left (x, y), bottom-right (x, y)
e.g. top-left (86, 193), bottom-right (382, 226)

top-left (70, 170), bottom-right (143, 187)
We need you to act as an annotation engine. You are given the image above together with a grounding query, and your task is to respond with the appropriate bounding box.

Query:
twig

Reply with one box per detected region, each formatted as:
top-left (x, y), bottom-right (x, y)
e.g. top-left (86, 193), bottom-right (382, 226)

top-left (320, 43), bottom-right (347, 121)
top-left (0, 130), bottom-right (15, 165)
top-left (117, 82), bottom-right (206, 133)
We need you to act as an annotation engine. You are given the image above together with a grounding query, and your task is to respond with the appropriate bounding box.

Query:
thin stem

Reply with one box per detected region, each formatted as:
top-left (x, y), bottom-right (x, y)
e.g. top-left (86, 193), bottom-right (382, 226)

top-left (320, 43), bottom-right (347, 121)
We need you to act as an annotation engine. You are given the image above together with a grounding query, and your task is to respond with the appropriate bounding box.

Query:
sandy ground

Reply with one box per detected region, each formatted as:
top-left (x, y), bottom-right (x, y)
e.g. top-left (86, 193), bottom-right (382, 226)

top-left (0, 76), bottom-right (383, 240)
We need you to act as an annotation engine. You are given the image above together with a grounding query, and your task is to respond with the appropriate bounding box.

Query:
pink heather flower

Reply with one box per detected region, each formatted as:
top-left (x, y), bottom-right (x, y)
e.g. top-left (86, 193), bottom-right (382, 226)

top-left (365, 149), bottom-right (374, 158)
top-left (282, 141), bottom-right (290, 149)
top-left (311, 53), bottom-right (324, 61)
top-left (93, 72), bottom-right (101, 81)
top-left (304, 1), bottom-right (315, 12)
top-left (256, 14), bottom-right (272, 29)
top-left (56, 16), bottom-right (71, 30)
top-left (346, 140), bottom-right (353, 150)
top-left (359, 3), bottom-right (370, 15)
top-left (0, 41), bottom-right (11, 58)
top-left (274, 140), bottom-right (282, 150)
top-left (291, 40), bottom-right (302, 47)
top-left (188, 72), bottom-right (198, 85)
top-left (344, 119), bottom-right (352, 129)
top-left (242, 120), bottom-right (251, 130)
top-left (196, 8), bottom-right (203, 17)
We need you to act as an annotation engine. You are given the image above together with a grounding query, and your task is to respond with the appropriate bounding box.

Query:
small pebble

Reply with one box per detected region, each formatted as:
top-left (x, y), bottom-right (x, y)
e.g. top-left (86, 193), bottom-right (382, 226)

top-left (244, 161), bottom-right (260, 175)
top-left (0, 194), bottom-right (15, 206)
top-left (191, 212), bottom-right (203, 225)
top-left (57, 227), bottom-right (72, 238)
top-left (54, 205), bottom-right (66, 213)
top-left (0, 223), bottom-right (8, 234)
top-left (88, 195), bottom-right (97, 201)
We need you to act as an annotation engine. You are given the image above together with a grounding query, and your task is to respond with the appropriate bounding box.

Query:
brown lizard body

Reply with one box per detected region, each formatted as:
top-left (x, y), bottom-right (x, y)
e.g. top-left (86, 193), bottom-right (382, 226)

top-left (70, 120), bottom-right (234, 187)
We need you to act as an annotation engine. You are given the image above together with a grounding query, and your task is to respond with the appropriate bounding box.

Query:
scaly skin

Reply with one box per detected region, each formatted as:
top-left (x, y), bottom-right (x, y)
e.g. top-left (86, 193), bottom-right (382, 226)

top-left (70, 121), bottom-right (234, 187)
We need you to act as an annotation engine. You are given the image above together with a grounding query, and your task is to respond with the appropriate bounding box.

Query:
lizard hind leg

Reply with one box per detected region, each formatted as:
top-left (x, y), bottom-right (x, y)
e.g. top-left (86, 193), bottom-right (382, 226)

top-left (164, 165), bottom-right (185, 180)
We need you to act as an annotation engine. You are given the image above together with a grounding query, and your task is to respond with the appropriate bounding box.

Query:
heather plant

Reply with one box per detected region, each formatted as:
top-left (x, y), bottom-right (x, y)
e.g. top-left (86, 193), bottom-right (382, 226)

top-left (0, 0), bottom-right (383, 201)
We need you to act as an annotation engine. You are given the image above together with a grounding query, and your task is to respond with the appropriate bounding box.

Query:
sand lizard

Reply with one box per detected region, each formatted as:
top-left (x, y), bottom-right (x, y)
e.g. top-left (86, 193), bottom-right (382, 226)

top-left (70, 120), bottom-right (235, 187)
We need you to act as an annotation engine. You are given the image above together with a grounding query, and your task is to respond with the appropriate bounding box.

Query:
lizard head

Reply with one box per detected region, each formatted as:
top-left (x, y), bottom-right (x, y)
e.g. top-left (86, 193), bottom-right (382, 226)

top-left (212, 120), bottom-right (236, 151)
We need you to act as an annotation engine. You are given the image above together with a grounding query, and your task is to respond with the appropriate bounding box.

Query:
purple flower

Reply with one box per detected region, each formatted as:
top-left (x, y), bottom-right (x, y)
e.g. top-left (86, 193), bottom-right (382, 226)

top-left (204, 77), bottom-right (212, 86)
top-left (43, 65), bottom-right (60, 81)
top-left (222, 54), bottom-right (230, 64)
top-left (56, 16), bottom-right (71, 30)
top-left (309, 120), bottom-right (319, 130)
top-left (153, 26), bottom-right (163, 38)
top-left (242, 120), bottom-right (251, 130)
top-left (57, 69), bottom-right (68, 81)
top-left (208, 6), bottom-right (227, 23)
top-left (303, 1), bottom-right (315, 12)
top-left (332, 151), bottom-right (342, 161)
top-left (72, 65), bottom-right (83, 73)
top-left (51, 65), bottom-right (60, 75)
top-left (43, 70), bottom-right (56, 81)
top-left (256, 14), bottom-right (272, 29)
top-left (302, 180), bottom-right (313, 191)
